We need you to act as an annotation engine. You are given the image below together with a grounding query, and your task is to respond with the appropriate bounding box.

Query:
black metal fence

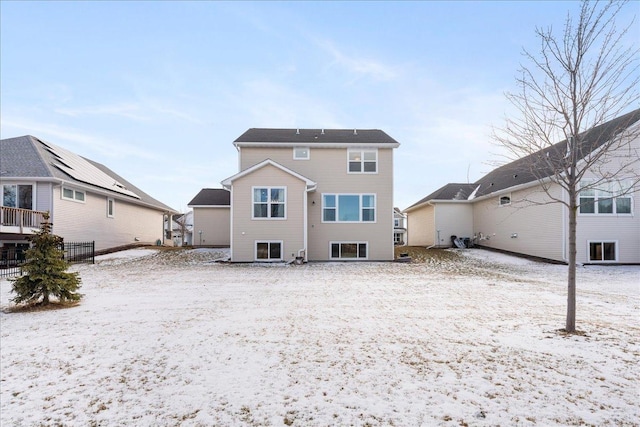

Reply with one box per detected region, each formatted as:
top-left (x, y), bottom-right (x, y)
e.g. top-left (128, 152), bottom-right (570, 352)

top-left (0, 241), bottom-right (95, 278)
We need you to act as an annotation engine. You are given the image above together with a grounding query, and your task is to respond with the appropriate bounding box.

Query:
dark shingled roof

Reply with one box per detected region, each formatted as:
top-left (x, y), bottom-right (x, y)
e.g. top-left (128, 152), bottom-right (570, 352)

top-left (474, 108), bottom-right (640, 197)
top-left (234, 128), bottom-right (400, 145)
top-left (406, 108), bottom-right (640, 210)
top-left (188, 188), bottom-right (230, 206)
top-left (406, 183), bottom-right (478, 210)
top-left (1, 135), bottom-right (177, 213)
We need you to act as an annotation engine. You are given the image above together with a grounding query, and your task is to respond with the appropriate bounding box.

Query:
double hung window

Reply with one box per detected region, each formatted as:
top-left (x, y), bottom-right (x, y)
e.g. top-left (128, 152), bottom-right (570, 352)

top-left (323, 194), bottom-right (376, 222)
top-left (579, 180), bottom-right (632, 215)
top-left (253, 187), bottom-right (286, 219)
top-left (348, 150), bottom-right (377, 173)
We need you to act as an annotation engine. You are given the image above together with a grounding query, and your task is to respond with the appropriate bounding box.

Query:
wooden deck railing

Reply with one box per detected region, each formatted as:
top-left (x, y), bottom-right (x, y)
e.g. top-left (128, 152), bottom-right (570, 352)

top-left (0, 207), bottom-right (47, 233)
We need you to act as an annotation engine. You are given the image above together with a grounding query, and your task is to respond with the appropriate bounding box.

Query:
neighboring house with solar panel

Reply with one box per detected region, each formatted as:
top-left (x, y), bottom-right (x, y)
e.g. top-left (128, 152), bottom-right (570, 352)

top-left (221, 128), bottom-right (400, 262)
top-left (0, 135), bottom-right (177, 253)
top-left (405, 109), bottom-right (640, 264)
top-left (187, 188), bottom-right (230, 247)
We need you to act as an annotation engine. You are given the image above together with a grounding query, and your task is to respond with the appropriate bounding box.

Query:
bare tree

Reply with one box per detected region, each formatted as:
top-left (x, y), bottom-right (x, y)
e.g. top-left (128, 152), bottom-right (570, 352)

top-left (492, 0), bottom-right (640, 333)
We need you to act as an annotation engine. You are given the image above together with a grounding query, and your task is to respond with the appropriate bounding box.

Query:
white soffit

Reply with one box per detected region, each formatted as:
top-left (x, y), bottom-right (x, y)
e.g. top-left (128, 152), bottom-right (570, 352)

top-left (41, 141), bottom-right (140, 199)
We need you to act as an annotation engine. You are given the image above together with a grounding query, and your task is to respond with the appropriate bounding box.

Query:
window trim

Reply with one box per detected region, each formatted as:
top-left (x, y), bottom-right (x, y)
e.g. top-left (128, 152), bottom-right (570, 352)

top-left (329, 241), bottom-right (368, 260)
top-left (107, 197), bottom-right (115, 218)
top-left (499, 194), bottom-right (511, 206)
top-left (62, 186), bottom-right (86, 203)
top-left (252, 186), bottom-right (287, 220)
top-left (255, 240), bottom-right (283, 262)
top-left (322, 193), bottom-right (376, 223)
top-left (1, 183), bottom-right (34, 210)
top-left (293, 147), bottom-right (310, 160)
top-left (578, 180), bottom-right (633, 216)
top-left (347, 149), bottom-right (378, 174)
top-left (587, 240), bottom-right (618, 263)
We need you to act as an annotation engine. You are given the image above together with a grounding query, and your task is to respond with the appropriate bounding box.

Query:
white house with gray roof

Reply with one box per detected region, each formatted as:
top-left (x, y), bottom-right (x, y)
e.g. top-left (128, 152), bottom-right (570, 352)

top-left (221, 128), bottom-right (400, 262)
top-left (405, 109), bottom-right (640, 264)
top-left (1, 135), bottom-right (177, 253)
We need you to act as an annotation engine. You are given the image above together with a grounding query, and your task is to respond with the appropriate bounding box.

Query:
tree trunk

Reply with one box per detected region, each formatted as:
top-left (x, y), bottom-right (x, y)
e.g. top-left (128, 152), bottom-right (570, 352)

top-left (566, 197), bottom-right (577, 333)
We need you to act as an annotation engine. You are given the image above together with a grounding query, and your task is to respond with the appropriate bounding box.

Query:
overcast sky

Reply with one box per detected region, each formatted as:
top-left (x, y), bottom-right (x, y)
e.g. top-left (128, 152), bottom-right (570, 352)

top-left (1, 1), bottom-right (638, 212)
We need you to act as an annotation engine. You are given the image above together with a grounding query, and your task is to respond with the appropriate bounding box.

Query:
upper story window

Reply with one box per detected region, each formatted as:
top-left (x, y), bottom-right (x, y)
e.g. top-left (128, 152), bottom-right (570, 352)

top-left (579, 180), bottom-right (632, 215)
top-left (323, 194), bottom-right (376, 222)
top-left (2, 184), bottom-right (33, 209)
top-left (348, 149), bottom-right (377, 173)
top-left (394, 218), bottom-right (400, 227)
top-left (293, 147), bottom-right (310, 160)
top-left (62, 187), bottom-right (85, 203)
top-left (253, 187), bottom-right (286, 219)
top-left (499, 194), bottom-right (511, 206)
top-left (107, 198), bottom-right (115, 218)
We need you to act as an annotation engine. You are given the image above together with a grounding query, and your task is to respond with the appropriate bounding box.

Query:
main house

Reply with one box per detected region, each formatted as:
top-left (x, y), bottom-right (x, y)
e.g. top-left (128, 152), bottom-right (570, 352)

top-left (1, 135), bottom-right (177, 253)
top-left (405, 109), bottom-right (640, 264)
top-left (221, 128), bottom-right (400, 262)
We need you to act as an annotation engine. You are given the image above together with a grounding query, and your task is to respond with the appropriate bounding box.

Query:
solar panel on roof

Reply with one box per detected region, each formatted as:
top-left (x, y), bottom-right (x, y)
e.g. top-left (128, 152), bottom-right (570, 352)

top-left (43, 142), bottom-right (140, 199)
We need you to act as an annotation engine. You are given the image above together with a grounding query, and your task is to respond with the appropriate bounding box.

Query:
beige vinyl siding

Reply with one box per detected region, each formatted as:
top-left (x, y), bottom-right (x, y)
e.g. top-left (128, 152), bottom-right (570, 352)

top-left (52, 187), bottom-right (164, 251)
top-left (407, 204), bottom-right (435, 246)
top-left (574, 134), bottom-right (640, 263)
top-left (473, 184), bottom-right (565, 262)
top-left (434, 203), bottom-right (473, 246)
top-left (230, 164), bottom-right (307, 262)
top-left (239, 146), bottom-right (395, 261)
top-left (35, 181), bottom-right (52, 212)
top-left (192, 207), bottom-right (230, 247)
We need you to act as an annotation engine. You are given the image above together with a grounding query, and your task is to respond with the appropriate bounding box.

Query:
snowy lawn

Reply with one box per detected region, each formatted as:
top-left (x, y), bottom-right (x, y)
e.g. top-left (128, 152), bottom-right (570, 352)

top-left (1, 247), bottom-right (638, 426)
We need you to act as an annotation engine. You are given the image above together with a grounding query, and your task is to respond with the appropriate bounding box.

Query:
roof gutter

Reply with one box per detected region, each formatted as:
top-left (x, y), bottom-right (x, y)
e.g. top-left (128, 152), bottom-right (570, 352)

top-left (234, 141), bottom-right (400, 149)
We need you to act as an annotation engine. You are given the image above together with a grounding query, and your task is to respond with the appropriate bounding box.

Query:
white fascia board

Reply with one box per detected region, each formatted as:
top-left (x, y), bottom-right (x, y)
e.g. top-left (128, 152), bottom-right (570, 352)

top-left (221, 159), bottom-right (317, 190)
top-left (188, 205), bottom-right (230, 209)
top-left (234, 142), bottom-right (400, 149)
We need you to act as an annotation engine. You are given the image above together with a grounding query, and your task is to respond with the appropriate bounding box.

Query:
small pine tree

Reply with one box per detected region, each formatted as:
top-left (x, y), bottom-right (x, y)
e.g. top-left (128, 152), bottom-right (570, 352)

top-left (10, 212), bottom-right (82, 306)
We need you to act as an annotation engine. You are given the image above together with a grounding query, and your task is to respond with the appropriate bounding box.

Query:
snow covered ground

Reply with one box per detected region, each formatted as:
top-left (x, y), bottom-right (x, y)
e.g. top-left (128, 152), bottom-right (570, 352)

top-left (1, 248), bottom-right (638, 426)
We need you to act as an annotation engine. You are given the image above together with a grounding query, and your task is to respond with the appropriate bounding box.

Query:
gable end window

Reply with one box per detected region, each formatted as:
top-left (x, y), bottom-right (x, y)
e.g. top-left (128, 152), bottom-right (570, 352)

top-left (322, 194), bottom-right (376, 222)
top-left (348, 149), bottom-right (377, 173)
top-left (62, 187), bottom-right (85, 202)
top-left (499, 194), bottom-right (511, 206)
top-left (588, 241), bottom-right (617, 262)
top-left (253, 187), bottom-right (286, 219)
top-left (293, 147), bottom-right (310, 160)
top-left (579, 180), bottom-right (632, 215)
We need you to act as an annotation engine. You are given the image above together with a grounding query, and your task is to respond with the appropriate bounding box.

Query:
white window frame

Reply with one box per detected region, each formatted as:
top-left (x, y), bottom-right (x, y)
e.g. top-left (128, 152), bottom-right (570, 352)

top-left (255, 240), bottom-right (283, 261)
top-left (578, 180), bottom-right (633, 215)
top-left (587, 240), bottom-right (618, 263)
top-left (107, 198), bottom-right (115, 218)
top-left (252, 186), bottom-right (286, 220)
top-left (293, 147), bottom-right (310, 160)
top-left (394, 218), bottom-right (400, 227)
top-left (499, 194), bottom-right (511, 206)
top-left (322, 193), bottom-right (376, 223)
top-left (62, 186), bottom-right (85, 203)
top-left (1, 183), bottom-right (34, 210)
top-left (329, 241), bottom-right (368, 260)
top-left (347, 149), bottom-right (378, 174)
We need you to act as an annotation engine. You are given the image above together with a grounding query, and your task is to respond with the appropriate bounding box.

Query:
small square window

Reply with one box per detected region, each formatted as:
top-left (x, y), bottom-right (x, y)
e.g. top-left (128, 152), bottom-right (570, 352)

top-left (293, 147), bottom-right (310, 160)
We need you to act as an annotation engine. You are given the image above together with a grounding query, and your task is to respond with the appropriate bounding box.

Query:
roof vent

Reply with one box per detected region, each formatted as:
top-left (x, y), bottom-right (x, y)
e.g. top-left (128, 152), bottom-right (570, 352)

top-left (353, 129), bottom-right (358, 135)
top-left (513, 174), bottom-right (518, 178)
top-left (296, 129), bottom-right (300, 135)
top-left (321, 129), bottom-right (324, 135)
